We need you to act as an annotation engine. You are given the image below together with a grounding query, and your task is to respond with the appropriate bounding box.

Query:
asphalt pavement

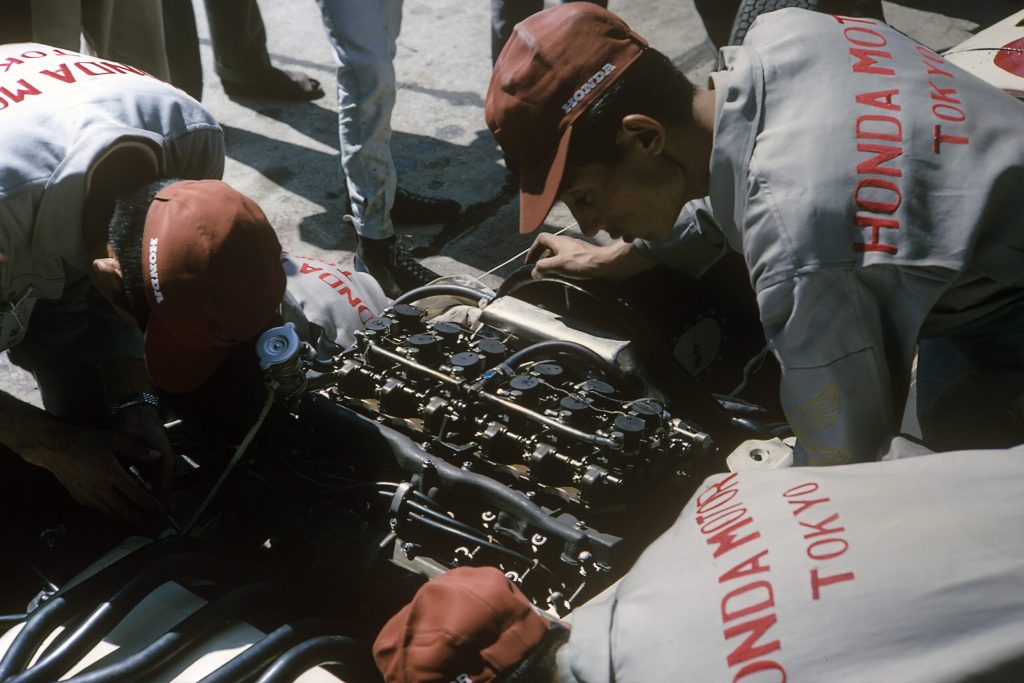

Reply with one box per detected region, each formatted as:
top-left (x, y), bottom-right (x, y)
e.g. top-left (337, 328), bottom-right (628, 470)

top-left (1, 0), bottom-right (1019, 406)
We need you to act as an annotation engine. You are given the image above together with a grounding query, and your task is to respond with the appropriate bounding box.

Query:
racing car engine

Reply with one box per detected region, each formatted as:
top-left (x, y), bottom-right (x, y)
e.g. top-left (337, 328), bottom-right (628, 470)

top-left (249, 283), bottom-right (725, 613)
top-left (0, 276), bottom-right (771, 683)
top-left (330, 302), bottom-right (710, 510)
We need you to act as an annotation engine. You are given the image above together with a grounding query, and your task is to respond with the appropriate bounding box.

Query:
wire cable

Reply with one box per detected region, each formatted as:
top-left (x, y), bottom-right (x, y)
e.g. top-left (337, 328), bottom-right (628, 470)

top-left (183, 386), bottom-right (276, 536)
top-left (481, 224), bottom-right (576, 276)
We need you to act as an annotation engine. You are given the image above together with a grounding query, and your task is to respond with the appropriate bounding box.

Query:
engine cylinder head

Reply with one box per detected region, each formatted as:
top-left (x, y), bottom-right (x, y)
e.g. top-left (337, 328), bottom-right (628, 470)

top-left (450, 351), bottom-right (483, 380)
top-left (432, 321), bottom-right (463, 347)
top-left (508, 375), bottom-right (541, 403)
top-left (475, 338), bottom-right (508, 363)
top-left (613, 414), bottom-right (645, 451)
top-left (628, 399), bottom-right (664, 429)
top-left (533, 363), bottom-right (564, 379)
top-left (558, 395), bottom-right (591, 428)
top-left (390, 303), bottom-right (424, 331)
top-left (408, 333), bottom-right (441, 364)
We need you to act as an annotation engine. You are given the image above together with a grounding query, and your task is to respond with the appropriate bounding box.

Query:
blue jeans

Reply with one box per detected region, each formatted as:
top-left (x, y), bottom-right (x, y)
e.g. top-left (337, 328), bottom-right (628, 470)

top-left (316, 0), bottom-right (402, 240)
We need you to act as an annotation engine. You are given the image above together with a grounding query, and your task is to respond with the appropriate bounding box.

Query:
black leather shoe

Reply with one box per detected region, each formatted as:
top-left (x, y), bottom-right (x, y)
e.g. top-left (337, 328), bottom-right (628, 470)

top-left (390, 187), bottom-right (461, 225)
top-left (355, 235), bottom-right (441, 298)
top-left (221, 67), bottom-right (324, 101)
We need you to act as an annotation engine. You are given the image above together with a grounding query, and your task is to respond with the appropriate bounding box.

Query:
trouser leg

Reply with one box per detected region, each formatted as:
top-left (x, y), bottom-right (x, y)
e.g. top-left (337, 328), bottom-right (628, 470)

top-left (0, 1), bottom-right (32, 43)
top-left (490, 0), bottom-right (607, 65)
top-left (80, 0), bottom-right (171, 79)
top-left (693, 0), bottom-right (741, 49)
top-left (490, 0), bottom-right (541, 65)
top-left (162, 0), bottom-right (204, 100)
top-left (201, 0), bottom-right (273, 84)
top-left (316, 0), bottom-right (402, 240)
top-left (29, 0), bottom-right (84, 52)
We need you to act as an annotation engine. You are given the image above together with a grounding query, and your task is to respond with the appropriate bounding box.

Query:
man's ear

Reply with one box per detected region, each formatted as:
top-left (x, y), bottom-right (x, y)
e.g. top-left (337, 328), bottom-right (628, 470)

top-left (619, 114), bottom-right (666, 155)
top-left (90, 254), bottom-right (140, 322)
top-left (90, 255), bottom-right (126, 301)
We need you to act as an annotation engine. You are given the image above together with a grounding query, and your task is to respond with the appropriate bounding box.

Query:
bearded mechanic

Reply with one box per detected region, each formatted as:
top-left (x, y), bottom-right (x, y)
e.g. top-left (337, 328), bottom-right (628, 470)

top-left (0, 43), bottom-right (388, 526)
top-left (486, 4), bottom-right (1024, 464)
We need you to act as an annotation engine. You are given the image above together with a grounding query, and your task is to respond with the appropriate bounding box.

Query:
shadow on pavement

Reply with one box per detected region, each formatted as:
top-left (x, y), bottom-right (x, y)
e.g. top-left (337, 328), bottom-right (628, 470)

top-left (223, 107), bottom-right (513, 259)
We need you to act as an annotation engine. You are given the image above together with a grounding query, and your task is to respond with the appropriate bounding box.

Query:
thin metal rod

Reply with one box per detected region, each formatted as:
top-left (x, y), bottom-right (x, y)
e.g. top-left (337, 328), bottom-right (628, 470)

top-left (183, 386), bottom-right (276, 535)
top-left (482, 223), bottom-right (576, 276)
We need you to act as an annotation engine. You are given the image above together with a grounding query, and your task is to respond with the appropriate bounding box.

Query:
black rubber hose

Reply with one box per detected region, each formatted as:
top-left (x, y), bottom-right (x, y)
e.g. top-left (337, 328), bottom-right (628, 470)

top-left (301, 396), bottom-right (619, 560)
top-left (253, 635), bottom-right (371, 683)
top-left (497, 339), bottom-right (619, 382)
top-left (403, 498), bottom-right (488, 539)
top-left (391, 284), bottom-right (493, 307)
top-left (197, 618), bottom-right (344, 683)
top-left (407, 512), bottom-right (535, 567)
top-left (61, 582), bottom-right (279, 683)
top-left (714, 395), bottom-right (771, 417)
top-left (0, 536), bottom-right (191, 681)
top-left (728, 416), bottom-right (773, 439)
top-left (309, 397), bottom-right (586, 545)
top-left (0, 615), bottom-right (27, 628)
top-left (7, 552), bottom-right (239, 683)
top-left (25, 610), bottom-right (92, 670)
top-left (398, 446), bottom-right (588, 545)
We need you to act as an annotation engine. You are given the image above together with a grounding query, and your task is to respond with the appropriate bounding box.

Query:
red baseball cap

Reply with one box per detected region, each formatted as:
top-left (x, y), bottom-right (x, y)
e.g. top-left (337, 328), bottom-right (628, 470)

top-left (141, 180), bottom-right (285, 394)
top-left (485, 4), bottom-right (647, 234)
top-left (373, 567), bottom-right (551, 683)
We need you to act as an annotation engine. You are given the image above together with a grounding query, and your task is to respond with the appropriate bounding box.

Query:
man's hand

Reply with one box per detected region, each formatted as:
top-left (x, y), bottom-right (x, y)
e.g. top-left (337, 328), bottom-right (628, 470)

top-left (112, 404), bottom-right (176, 500)
top-left (31, 423), bottom-right (167, 527)
top-left (526, 234), bottom-right (657, 282)
top-left (0, 389), bottom-right (168, 526)
top-left (96, 358), bottom-right (177, 505)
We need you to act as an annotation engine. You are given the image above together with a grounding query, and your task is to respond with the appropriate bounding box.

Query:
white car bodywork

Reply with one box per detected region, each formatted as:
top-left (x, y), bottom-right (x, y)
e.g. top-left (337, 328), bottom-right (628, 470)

top-left (944, 9), bottom-right (1024, 99)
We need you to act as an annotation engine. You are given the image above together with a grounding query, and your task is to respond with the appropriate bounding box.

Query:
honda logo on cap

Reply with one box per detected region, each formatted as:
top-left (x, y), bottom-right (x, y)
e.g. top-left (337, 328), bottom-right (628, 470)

top-left (561, 63), bottom-right (616, 115)
top-left (148, 237), bottom-right (165, 304)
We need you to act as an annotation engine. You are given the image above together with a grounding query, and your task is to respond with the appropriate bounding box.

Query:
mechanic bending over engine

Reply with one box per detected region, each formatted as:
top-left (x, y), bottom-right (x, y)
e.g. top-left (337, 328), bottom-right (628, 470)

top-left (485, 5), bottom-right (1024, 464)
top-left (370, 439), bottom-right (1024, 683)
top-left (93, 177), bottom-right (388, 442)
top-left (0, 42), bottom-right (387, 527)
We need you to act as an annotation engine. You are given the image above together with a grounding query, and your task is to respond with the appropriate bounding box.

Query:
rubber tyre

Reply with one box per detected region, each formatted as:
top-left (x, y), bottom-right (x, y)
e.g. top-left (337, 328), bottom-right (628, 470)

top-left (727, 0), bottom-right (885, 45)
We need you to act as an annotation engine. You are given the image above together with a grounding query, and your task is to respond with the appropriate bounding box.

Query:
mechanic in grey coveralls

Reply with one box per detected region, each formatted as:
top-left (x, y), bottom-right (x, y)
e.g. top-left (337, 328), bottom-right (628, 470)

top-left (0, 42), bottom-right (386, 527)
top-left (371, 441), bottom-right (1024, 683)
top-left (486, 4), bottom-right (1024, 464)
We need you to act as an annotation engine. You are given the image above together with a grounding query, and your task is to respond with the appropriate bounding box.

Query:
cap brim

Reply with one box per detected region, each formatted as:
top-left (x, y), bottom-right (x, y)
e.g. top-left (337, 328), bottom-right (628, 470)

top-left (518, 125), bottom-right (573, 234)
top-left (144, 313), bottom-right (232, 395)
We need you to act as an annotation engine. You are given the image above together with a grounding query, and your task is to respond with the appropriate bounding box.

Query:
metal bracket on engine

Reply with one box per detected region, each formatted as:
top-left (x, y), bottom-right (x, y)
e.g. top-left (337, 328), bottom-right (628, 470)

top-left (411, 460), bottom-right (440, 498)
top-left (387, 482), bottom-right (415, 535)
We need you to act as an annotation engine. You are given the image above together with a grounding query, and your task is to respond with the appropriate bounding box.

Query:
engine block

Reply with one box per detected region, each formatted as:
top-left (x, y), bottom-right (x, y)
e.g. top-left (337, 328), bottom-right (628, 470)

top-left (324, 298), bottom-right (710, 514)
top-left (248, 288), bottom-right (729, 611)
